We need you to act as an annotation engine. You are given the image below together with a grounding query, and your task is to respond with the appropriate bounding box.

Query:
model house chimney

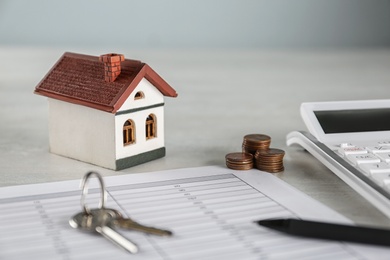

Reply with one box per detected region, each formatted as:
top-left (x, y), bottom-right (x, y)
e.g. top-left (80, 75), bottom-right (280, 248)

top-left (99, 53), bottom-right (125, 82)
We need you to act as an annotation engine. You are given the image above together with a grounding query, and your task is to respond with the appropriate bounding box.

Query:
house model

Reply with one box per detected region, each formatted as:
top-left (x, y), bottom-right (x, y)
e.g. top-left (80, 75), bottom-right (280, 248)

top-left (34, 52), bottom-right (178, 170)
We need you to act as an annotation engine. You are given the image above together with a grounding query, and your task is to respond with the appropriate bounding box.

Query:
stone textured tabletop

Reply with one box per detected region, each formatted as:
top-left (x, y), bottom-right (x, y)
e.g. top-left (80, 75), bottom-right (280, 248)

top-left (1, 47), bottom-right (390, 227)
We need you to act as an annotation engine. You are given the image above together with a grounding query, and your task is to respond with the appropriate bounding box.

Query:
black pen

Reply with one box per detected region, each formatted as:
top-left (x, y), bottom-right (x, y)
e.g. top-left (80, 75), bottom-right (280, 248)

top-left (256, 218), bottom-right (390, 247)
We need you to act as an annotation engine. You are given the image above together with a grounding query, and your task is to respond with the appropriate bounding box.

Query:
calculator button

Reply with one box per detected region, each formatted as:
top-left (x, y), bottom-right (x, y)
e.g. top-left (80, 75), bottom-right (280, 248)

top-left (359, 162), bottom-right (390, 176)
top-left (347, 154), bottom-right (380, 165)
top-left (340, 143), bottom-right (354, 148)
top-left (371, 172), bottom-right (390, 187)
top-left (377, 153), bottom-right (390, 163)
top-left (377, 141), bottom-right (390, 146)
top-left (339, 147), bottom-right (367, 156)
top-left (366, 146), bottom-right (390, 154)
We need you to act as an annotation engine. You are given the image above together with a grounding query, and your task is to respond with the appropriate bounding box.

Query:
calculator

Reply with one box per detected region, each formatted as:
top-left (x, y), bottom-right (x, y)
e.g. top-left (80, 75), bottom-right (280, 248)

top-left (287, 99), bottom-right (390, 218)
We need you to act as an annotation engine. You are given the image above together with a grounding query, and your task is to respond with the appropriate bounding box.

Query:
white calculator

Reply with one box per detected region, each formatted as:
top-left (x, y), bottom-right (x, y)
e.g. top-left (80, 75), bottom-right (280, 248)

top-left (287, 99), bottom-right (390, 218)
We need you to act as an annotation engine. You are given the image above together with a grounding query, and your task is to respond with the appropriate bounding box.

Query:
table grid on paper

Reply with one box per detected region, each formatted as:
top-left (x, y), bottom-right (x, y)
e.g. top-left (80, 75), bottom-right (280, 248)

top-left (1, 174), bottom-right (360, 260)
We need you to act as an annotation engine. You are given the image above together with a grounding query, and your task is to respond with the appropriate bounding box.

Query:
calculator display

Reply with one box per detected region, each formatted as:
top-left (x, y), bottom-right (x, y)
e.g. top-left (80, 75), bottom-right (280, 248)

top-left (314, 108), bottom-right (390, 134)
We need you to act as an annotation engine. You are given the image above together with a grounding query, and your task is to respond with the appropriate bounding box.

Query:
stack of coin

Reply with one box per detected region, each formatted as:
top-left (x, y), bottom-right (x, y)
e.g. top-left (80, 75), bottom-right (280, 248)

top-left (242, 134), bottom-right (271, 155)
top-left (225, 152), bottom-right (254, 170)
top-left (254, 148), bottom-right (285, 173)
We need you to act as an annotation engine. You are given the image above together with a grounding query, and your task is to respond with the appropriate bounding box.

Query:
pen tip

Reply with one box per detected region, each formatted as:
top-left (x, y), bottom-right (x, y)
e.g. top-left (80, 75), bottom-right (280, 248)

top-left (257, 218), bottom-right (280, 225)
top-left (256, 219), bottom-right (289, 231)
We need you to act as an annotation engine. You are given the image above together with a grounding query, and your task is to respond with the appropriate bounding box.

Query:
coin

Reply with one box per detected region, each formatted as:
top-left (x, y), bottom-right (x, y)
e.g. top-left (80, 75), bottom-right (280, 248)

top-left (225, 152), bottom-right (254, 170)
top-left (226, 134), bottom-right (286, 172)
top-left (254, 148), bottom-right (285, 173)
top-left (242, 134), bottom-right (271, 155)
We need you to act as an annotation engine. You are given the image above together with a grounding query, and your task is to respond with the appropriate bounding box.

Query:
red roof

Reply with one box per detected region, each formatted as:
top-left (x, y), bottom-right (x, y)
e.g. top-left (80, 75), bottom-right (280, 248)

top-left (34, 52), bottom-right (178, 113)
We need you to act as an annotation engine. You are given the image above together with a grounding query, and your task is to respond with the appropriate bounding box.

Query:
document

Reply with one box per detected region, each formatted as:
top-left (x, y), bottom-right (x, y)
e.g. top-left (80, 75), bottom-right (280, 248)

top-left (1, 166), bottom-right (389, 259)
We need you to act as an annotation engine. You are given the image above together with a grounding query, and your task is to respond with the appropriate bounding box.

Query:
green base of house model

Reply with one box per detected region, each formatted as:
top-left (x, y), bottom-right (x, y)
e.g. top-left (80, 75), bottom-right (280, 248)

top-left (115, 147), bottom-right (166, 170)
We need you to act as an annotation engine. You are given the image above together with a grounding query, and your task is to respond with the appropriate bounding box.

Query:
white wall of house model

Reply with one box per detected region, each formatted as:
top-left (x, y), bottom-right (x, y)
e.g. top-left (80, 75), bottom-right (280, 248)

top-left (47, 78), bottom-right (166, 170)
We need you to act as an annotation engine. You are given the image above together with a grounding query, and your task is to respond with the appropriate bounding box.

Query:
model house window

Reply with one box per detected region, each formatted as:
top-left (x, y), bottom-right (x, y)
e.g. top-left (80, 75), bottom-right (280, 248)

top-left (134, 91), bottom-right (144, 100)
top-left (145, 114), bottom-right (156, 139)
top-left (123, 119), bottom-right (135, 145)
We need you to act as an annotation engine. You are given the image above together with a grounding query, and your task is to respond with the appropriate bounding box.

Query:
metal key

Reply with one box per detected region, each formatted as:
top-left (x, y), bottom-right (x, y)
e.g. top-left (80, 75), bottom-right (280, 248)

top-left (69, 208), bottom-right (139, 254)
top-left (109, 209), bottom-right (173, 236)
top-left (71, 171), bottom-right (171, 254)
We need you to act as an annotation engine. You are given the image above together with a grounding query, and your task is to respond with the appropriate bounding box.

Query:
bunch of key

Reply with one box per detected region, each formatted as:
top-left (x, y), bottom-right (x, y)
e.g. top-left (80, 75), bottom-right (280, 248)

top-left (69, 171), bottom-right (173, 254)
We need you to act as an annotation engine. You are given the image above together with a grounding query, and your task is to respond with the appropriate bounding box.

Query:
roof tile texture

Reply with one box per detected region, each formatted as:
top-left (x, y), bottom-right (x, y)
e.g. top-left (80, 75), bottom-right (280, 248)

top-left (34, 52), bottom-right (177, 113)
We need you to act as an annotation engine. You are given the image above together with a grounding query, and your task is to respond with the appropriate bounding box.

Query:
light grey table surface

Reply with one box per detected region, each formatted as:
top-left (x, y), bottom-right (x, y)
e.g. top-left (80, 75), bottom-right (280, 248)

top-left (1, 47), bottom-right (390, 227)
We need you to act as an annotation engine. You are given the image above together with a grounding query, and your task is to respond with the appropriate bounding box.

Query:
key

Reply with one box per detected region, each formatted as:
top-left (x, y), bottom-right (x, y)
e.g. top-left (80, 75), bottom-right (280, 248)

top-left (115, 217), bottom-right (173, 237)
top-left (366, 146), bottom-right (390, 154)
top-left (109, 209), bottom-right (173, 237)
top-left (339, 146), bottom-right (367, 156)
top-left (371, 172), bottom-right (390, 187)
top-left (377, 153), bottom-right (390, 163)
top-left (359, 162), bottom-right (390, 176)
top-left (347, 153), bottom-right (380, 165)
top-left (69, 208), bottom-right (139, 254)
top-left (340, 143), bottom-right (354, 148)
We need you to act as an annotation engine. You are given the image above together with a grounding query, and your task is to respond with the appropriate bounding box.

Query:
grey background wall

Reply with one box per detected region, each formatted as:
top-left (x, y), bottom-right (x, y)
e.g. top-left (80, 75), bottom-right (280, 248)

top-left (0, 0), bottom-right (390, 49)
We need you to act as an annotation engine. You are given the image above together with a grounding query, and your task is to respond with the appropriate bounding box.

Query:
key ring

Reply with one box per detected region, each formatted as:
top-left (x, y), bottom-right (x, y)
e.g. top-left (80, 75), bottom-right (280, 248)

top-left (80, 171), bottom-right (107, 215)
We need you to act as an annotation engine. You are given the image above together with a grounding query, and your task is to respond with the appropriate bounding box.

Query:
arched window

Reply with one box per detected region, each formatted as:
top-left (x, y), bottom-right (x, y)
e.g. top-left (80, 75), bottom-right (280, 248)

top-left (123, 119), bottom-right (135, 145)
top-left (145, 114), bottom-right (156, 139)
top-left (134, 91), bottom-right (144, 100)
